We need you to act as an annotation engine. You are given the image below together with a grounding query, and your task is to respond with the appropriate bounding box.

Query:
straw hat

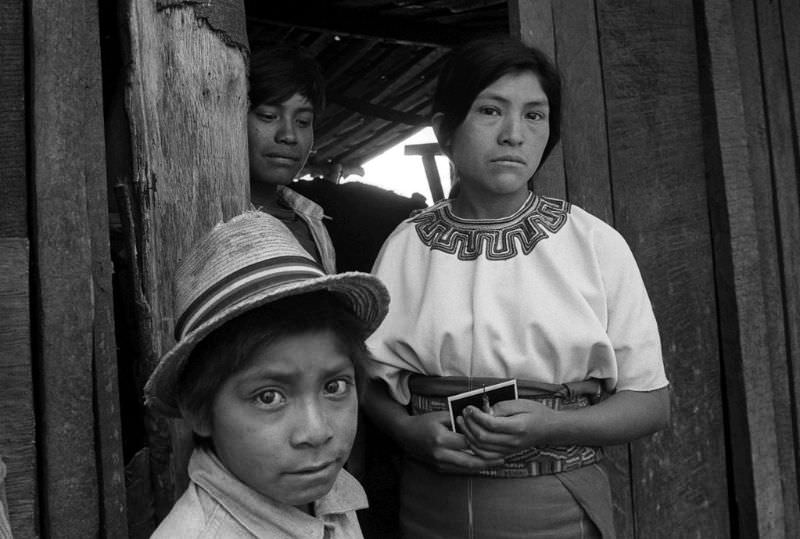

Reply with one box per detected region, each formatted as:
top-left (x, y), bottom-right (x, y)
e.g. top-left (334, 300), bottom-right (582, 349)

top-left (144, 210), bottom-right (390, 417)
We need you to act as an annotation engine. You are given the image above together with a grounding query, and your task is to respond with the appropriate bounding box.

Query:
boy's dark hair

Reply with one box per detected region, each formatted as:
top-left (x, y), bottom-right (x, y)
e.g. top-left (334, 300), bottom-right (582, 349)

top-left (432, 35), bottom-right (562, 172)
top-left (248, 44), bottom-right (326, 114)
top-left (177, 291), bottom-right (368, 432)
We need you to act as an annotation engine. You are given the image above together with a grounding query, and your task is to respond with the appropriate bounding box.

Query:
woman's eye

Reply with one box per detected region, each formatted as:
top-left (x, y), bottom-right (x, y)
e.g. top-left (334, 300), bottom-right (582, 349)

top-left (527, 111), bottom-right (547, 121)
top-left (478, 106), bottom-right (500, 116)
top-left (255, 389), bottom-right (286, 408)
top-left (323, 379), bottom-right (351, 397)
top-left (296, 117), bottom-right (313, 128)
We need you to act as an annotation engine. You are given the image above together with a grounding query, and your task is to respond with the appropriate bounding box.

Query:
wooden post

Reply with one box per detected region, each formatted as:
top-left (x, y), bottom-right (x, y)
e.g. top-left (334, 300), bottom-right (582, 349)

top-left (405, 143), bottom-right (445, 202)
top-left (123, 0), bottom-right (249, 524)
top-left (30, 0), bottom-right (127, 536)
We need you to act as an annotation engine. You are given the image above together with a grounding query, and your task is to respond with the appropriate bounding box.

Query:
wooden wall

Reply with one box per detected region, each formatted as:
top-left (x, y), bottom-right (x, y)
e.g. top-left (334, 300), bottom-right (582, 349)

top-left (1, 0), bottom-right (797, 536)
top-left (513, 0), bottom-right (799, 537)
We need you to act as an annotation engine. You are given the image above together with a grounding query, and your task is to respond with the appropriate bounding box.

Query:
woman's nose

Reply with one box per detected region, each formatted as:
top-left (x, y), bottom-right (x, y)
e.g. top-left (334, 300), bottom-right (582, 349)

top-left (499, 116), bottom-right (524, 146)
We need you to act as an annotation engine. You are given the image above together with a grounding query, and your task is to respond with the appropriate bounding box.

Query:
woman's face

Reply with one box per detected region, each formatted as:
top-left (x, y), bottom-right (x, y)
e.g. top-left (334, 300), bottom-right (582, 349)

top-left (446, 71), bottom-right (550, 205)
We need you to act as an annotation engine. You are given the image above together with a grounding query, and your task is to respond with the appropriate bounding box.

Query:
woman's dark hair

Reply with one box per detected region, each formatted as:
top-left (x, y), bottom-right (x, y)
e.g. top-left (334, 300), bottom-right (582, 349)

top-left (176, 291), bottom-right (368, 434)
top-left (432, 35), bottom-right (562, 171)
top-left (248, 44), bottom-right (326, 114)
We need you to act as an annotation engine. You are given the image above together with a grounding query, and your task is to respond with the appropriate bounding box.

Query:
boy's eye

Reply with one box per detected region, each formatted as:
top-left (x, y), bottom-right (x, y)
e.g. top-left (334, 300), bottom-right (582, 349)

top-left (296, 116), bottom-right (313, 128)
top-left (323, 379), bottom-right (351, 397)
top-left (478, 106), bottom-right (500, 116)
top-left (254, 389), bottom-right (286, 409)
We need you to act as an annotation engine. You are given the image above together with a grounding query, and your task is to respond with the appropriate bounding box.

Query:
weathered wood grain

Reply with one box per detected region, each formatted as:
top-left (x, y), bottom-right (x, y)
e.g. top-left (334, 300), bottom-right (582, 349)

top-left (508, 0), bottom-right (566, 199)
top-left (596, 0), bottom-right (730, 536)
top-left (0, 0), bottom-right (26, 238)
top-left (30, 0), bottom-right (116, 534)
top-left (0, 239), bottom-right (36, 539)
top-left (696, 1), bottom-right (792, 536)
top-left (125, 0), bottom-right (249, 518)
top-left (752, 0), bottom-right (800, 534)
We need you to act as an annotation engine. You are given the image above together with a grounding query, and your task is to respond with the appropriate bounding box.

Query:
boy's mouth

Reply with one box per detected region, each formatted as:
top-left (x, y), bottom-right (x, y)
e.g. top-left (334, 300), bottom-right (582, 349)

top-left (288, 461), bottom-right (337, 475)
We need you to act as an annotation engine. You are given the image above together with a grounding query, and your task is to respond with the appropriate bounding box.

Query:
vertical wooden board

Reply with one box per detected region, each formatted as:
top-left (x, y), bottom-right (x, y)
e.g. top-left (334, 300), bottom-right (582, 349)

top-left (508, 0), bottom-right (566, 198)
top-left (596, 1), bottom-right (730, 537)
top-left (30, 0), bottom-right (107, 535)
top-left (753, 0), bottom-right (800, 533)
top-left (552, 3), bottom-right (614, 231)
top-left (89, 80), bottom-right (128, 539)
top-left (552, 2), bottom-right (628, 533)
top-left (697, 1), bottom-right (792, 536)
top-left (0, 239), bottom-right (36, 539)
top-left (125, 0), bottom-right (249, 515)
top-left (0, 0), bottom-right (26, 238)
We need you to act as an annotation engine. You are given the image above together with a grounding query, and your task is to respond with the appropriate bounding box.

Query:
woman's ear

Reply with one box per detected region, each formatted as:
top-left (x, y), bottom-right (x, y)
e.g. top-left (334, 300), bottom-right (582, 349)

top-left (180, 405), bottom-right (212, 438)
top-left (431, 112), bottom-right (450, 157)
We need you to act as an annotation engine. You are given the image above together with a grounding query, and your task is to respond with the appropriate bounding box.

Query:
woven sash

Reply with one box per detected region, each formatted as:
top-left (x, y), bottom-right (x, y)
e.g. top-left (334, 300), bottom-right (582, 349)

top-left (408, 375), bottom-right (603, 478)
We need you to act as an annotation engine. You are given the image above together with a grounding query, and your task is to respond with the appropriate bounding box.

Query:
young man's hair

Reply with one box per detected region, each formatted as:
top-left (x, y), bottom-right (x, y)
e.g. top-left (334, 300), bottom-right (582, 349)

top-left (177, 291), bottom-right (368, 432)
top-left (432, 34), bottom-right (562, 171)
top-left (248, 43), bottom-right (326, 114)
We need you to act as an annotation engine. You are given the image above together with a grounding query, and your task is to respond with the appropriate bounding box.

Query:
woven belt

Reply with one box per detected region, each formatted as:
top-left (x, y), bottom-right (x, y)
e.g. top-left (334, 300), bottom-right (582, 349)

top-left (408, 375), bottom-right (603, 478)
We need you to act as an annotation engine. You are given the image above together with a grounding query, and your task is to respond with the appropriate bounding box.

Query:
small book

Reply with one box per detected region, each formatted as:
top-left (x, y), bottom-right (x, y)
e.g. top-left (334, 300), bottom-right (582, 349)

top-left (447, 379), bottom-right (518, 433)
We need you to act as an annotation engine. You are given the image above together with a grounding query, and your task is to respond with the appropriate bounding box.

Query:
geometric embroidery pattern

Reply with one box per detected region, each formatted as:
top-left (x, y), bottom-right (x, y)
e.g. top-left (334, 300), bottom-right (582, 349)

top-left (412, 195), bottom-right (571, 261)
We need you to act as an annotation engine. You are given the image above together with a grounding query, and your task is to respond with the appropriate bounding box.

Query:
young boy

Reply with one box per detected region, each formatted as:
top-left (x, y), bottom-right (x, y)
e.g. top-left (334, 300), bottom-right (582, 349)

top-left (248, 44), bottom-right (336, 274)
top-left (144, 211), bottom-right (389, 538)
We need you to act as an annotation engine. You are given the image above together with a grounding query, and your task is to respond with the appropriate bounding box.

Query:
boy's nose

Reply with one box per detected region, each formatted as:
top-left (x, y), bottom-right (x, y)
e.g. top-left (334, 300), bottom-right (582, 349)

top-left (276, 119), bottom-right (298, 145)
top-left (291, 401), bottom-right (334, 447)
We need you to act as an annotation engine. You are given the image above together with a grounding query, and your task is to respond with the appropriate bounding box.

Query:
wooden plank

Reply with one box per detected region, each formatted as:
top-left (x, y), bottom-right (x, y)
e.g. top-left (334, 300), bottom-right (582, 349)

top-left (89, 90), bottom-right (128, 539)
top-left (508, 0), bottom-right (566, 199)
top-left (551, 1), bottom-right (626, 533)
top-left (0, 239), bottom-right (36, 539)
top-left (596, 1), bottom-right (730, 536)
top-left (696, 1), bottom-right (794, 536)
top-left (0, 0), bottom-right (26, 238)
top-left (752, 0), bottom-right (800, 533)
top-left (125, 0), bottom-right (249, 517)
top-left (30, 0), bottom-right (111, 534)
top-left (552, 0), bottom-right (613, 223)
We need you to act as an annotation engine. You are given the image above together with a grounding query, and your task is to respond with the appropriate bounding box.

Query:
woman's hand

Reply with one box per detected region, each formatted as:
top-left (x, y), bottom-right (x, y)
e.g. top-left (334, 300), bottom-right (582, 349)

top-left (459, 387), bottom-right (671, 458)
top-left (361, 377), bottom-right (504, 473)
top-left (396, 410), bottom-right (505, 473)
top-left (458, 399), bottom-right (556, 458)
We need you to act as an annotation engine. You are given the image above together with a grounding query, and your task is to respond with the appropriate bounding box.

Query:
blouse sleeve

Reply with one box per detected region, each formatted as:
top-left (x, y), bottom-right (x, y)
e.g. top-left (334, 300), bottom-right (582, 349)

top-left (363, 223), bottom-right (427, 404)
top-left (595, 226), bottom-right (669, 392)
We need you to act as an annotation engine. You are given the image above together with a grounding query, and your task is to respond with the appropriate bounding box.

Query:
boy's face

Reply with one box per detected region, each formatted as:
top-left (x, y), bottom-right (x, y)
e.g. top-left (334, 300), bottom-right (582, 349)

top-left (198, 329), bottom-right (358, 509)
top-left (247, 92), bottom-right (315, 187)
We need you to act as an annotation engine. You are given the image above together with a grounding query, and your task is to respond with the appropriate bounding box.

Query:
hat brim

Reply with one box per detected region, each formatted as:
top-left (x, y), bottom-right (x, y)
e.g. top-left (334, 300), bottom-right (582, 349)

top-left (144, 271), bottom-right (389, 417)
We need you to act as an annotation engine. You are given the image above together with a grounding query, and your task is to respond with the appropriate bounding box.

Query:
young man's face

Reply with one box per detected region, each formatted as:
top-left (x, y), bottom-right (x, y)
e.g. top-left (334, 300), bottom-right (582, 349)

top-left (198, 329), bottom-right (358, 509)
top-left (247, 93), bottom-right (315, 187)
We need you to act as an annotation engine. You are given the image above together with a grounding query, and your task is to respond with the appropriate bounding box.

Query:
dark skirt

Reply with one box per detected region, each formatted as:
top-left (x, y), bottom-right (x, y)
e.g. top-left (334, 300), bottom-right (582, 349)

top-left (399, 458), bottom-right (615, 539)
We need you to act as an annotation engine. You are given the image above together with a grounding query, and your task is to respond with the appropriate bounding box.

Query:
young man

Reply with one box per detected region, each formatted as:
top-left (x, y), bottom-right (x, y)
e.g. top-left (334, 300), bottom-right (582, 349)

top-left (144, 211), bottom-right (389, 538)
top-left (248, 45), bottom-right (336, 273)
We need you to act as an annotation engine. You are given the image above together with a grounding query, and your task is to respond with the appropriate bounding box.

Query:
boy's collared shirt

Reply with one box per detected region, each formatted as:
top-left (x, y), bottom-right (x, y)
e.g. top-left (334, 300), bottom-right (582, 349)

top-left (277, 185), bottom-right (337, 274)
top-left (151, 447), bottom-right (367, 539)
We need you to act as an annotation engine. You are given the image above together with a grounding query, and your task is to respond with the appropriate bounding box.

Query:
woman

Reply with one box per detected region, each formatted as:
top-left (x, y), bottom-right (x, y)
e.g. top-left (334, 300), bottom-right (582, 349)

top-left (361, 36), bottom-right (670, 538)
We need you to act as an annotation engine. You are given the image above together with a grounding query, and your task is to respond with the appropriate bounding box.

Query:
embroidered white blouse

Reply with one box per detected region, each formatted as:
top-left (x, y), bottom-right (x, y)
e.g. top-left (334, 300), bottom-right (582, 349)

top-left (364, 194), bottom-right (669, 404)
